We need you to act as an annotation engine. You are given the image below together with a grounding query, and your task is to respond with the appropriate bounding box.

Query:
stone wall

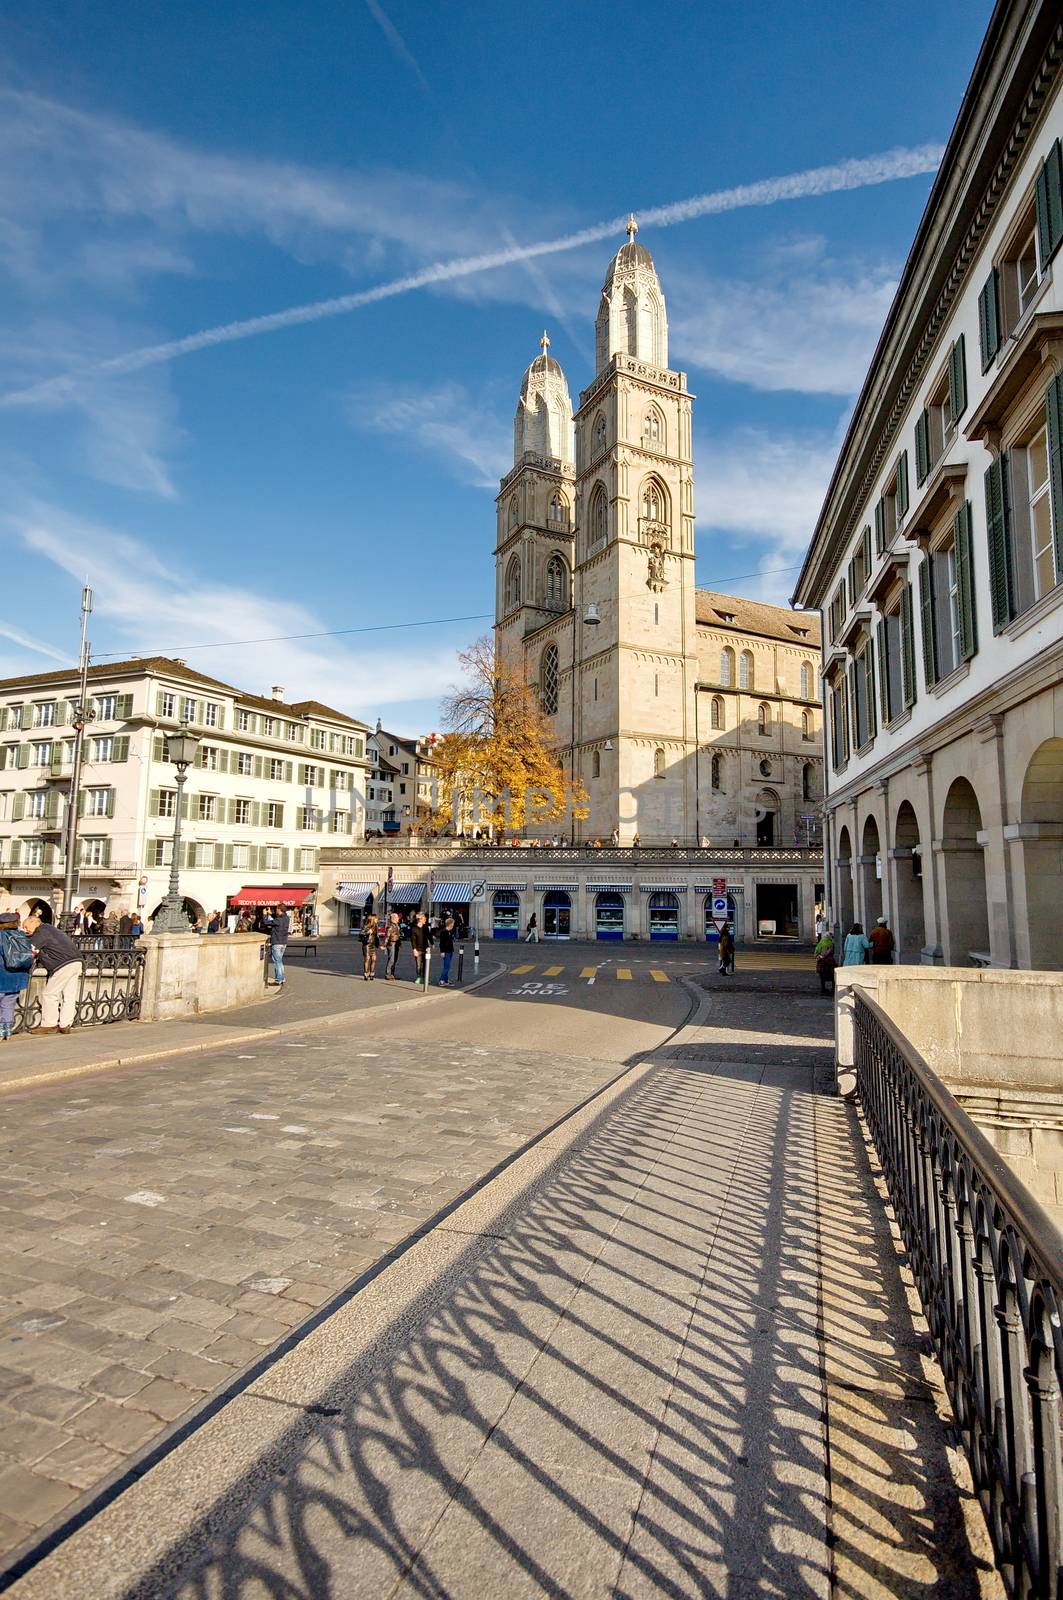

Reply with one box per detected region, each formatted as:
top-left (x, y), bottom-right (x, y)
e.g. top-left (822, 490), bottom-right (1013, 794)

top-left (140, 932), bottom-right (267, 1021)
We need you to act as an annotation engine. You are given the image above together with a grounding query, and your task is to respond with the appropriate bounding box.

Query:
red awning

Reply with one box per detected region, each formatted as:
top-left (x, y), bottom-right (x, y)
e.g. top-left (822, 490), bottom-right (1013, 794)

top-left (228, 886), bottom-right (315, 908)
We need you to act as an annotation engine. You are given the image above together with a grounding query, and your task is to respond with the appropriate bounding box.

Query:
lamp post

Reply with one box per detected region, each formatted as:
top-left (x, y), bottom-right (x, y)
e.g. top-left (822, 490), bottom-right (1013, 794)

top-left (152, 723), bottom-right (201, 934)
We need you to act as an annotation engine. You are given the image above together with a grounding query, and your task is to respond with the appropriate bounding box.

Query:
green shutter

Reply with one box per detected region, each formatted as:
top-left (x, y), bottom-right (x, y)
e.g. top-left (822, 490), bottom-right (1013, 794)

top-left (984, 454), bottom-right (1014, 632)
top-left (254, 756), bottom-right (264, 780)
top-left (847, 662), bottom-right (859, 748)
top-left (1035, 139), bottom-right (1063, 268)
top-left (896, 451), bottom-right (909, 521)
top-left (948, 335), bottom-right (967, 426)
top-left (77, 790), bottom-right (86, 818)
top-left (105, 789), bottom-right (115, 818)
top-left (915, 410), bottom-right (930, 484)
top-left (9, 840), bottom-right (20, 866)
top-left (153, 736), bottom-right (164, 762)
top-left (224, 843), bottom-right (234, 871)
top-left (954, 501), bottom-right (977, 662)
top-left (101, 838), bottom-right (112, 868)
top-left (274, 804), bottom-right (284, 829)
top-left (44, 789), bottom-right (60, 821)
top-left (180, 791), bottom-right (190, 820)
top-left (115, 693), bottom-right (133, 719)
top-left (111, 735), bottom-right (129, 762)
top-left (215, 707), bottom-right (225, 730)
top-left (214, 843), bottom-right (225, 871)
top-left (918, 556), bottom-right (938, 687)
top-left (285, 762), bottom-right (293, 783)
top-left (280, 848), bottom-right (290, 872)
top-left (149, 789), bottom-right (160, 818)
top-left (218, 749), bottom-right (229, 773)
top-left (861, 523), bottom-right (871, 579)
top-left (830, 689), bottom-right (840, 768)
top-left (874, 501), bottom-right (886, 555)
top-left (156, 692), bottom-right (167, 717)
top-left (251, 801), bottom-right (262, 827)
top-left (12, 793), bottom-right (25, 822)
top-left (53, 701), bottom-right (67, 727)
top-left (1047, 373), bottom-right (1063, 582)
top-left (978, 270), bottom-right (1000, 369)
top-left (225, 797), bottom-right (236, 825)
top-left (847, 556), bottom-right (857, 608)
top-left (186, 841), bottom-right (196, 870)
top-left (17, 745), bottom-right (29, 770)
top-left (864, 646), bottom-right (877, 740)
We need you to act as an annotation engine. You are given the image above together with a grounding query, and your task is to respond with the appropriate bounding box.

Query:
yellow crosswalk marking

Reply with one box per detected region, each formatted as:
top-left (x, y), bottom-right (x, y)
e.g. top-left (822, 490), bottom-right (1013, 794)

top-left (579, 966), bottom-right (596, 979)
top-left (616, 967), bottom-right (632, 980)
top-left (512, 964), bottom-right (533, 974)
top-left (650, 969), bottom-right (669, 982)
top-left (543, 965), bottom-right (563, 976)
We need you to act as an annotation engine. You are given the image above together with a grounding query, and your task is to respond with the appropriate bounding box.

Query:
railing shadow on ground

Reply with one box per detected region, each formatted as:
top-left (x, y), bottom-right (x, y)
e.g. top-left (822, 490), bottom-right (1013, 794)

top-left (106, 1053), bottom-right (997, 1600)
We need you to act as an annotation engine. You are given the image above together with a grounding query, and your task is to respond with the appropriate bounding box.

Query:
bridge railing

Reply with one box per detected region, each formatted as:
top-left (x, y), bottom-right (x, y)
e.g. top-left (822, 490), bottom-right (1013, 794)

top-left (853, 988), bottom-right (1063, 1600)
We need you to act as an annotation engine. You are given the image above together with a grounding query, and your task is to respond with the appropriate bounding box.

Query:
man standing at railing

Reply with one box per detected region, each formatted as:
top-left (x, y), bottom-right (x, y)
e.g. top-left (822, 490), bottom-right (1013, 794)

top-left (21, 913), bottom-right (81, 1035)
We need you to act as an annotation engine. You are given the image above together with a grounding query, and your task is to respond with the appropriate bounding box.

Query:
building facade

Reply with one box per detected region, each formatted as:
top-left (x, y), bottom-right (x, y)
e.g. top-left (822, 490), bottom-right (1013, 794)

top-left (0, 657), bottom-right (370, 925)
top-left (365, 732), bottom-right (398, 836)
top-left (494, 226), bottom-right (823, 853)
top-left (793, 0), bottom-right (1063, 968)
top-left (373, 726), bottom-right (440, 835)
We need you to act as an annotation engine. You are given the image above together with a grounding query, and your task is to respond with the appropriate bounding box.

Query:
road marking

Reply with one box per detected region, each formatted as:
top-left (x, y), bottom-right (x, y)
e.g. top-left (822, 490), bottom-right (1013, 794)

top-left (616, 968), bottom-right (632, 980)
top-left (579, 966), bottom-right (596, 983)
top-left (650, 969), bottom-right (669, 982)
top-left (509, 981), bottom-right (569, 997)
top-left (512, 963), bottom-right (534, 974)
top-left (543, 965), bottom-right (563, 976)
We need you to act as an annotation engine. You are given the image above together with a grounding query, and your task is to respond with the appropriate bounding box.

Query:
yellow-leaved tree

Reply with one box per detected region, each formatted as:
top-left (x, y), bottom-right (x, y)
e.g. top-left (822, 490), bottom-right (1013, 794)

top-left (431, 636), bottom-right (587, 835)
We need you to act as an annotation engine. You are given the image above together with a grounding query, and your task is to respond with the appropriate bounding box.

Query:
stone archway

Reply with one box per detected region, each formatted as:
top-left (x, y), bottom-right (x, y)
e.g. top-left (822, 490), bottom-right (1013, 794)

top-left (22, 898), bottom-right (53, 924)
top-left (893, 801), bottom-right (925, 963)
top-left (836, 824), bottom-right (854, 932)
top-left (860, 814), bottom-right (883, 926)
top-left (1019, 737), bottom-right (1063, 969)
top-left (941, 778), bottom-right (990, 963)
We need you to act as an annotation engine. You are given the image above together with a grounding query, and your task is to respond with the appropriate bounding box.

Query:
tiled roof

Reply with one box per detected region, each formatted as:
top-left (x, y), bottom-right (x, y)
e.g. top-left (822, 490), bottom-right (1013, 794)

top-left (694, 590), bottom-right (821, 647)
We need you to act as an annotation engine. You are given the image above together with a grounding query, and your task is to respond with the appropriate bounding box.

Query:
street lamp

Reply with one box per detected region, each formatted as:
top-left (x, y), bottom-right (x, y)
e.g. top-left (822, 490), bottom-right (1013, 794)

top-left (152, 722), bottom-right (201, 934)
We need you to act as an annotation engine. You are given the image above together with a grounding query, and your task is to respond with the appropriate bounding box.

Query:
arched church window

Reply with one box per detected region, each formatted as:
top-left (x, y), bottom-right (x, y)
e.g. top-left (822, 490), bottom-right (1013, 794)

top-left (641, 479), bottom-right (665, 524)
top-left (505, 556), bottom-right (521, 611)
top-left (711, 753), bottom-right (722, 790)
top-left (508, 497), bottom-right (518, 529)
top-left (710, 696), bottom-right (723, 730)
top-left (593, 414), bottom-right (606, 454)
top-left (540, 645), bottom-right (559, 715)
top-left (800, 661), bottom-right (813, 699)
top-left (546, 554), bottom-right (569, 610)
top-left (589, 483), bottom-right (608, 544)
top-left (653, 747), bottom-right (665, 780)
top-left (720, 647), bottom-right (734, 687)
top-left (739, 651), bottom-right (754, 691)
top-left (591, 750), bottom-right (601, 779)
top-left (548, 493), bottom-right (566, 525)
top-left (642, 407), bottom-right (665, 449)
top-left (758, 702), bottom-right (771, 735)
top-left (802, 762), bottom-right (815, 801)
top-left (802, 708), bottom-right (813, 740)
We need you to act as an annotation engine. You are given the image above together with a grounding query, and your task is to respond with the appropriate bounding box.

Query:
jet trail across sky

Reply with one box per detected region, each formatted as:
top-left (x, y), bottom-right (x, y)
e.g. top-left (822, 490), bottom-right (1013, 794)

top-left (1, 142), bottom-right (943, 407)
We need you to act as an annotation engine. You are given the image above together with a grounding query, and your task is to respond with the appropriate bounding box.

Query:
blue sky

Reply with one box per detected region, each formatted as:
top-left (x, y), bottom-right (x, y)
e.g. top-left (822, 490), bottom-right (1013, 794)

top-left (0, 0), bottom-right (992, 732)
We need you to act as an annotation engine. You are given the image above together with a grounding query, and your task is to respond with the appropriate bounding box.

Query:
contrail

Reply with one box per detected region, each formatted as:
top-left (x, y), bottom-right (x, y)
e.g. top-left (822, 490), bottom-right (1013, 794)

top-left (1, 143), bottom-right (942, 407)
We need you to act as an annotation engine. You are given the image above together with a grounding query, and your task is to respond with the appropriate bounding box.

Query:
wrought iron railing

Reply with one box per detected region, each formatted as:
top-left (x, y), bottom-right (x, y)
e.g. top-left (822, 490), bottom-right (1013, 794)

top-left (71, 932), bottom-right (141, 951)
top-left (853, 990), bottom-right (1063, 1600)
top-left (13, 948), bottom-right (146, 1033)
top-left (324, 843), bottom-right (823, 866)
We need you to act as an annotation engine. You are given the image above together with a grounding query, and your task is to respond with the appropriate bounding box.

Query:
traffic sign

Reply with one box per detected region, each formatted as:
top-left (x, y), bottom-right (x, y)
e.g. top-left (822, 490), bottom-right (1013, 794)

top-left (471, 881), bottom-right (487, 903)
top-left (712, 915), bottom-right (729, 932)
top-left (712, 876), bottom-right (726, 895)
top-left (712, 896), bottom-right (729, 916)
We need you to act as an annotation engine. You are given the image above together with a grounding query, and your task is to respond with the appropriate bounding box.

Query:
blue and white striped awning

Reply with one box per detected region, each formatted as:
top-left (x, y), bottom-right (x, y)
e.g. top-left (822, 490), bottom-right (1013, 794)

top-left (586, 883), bottom-right (633, 893)
top-left (639, 883), bottom-right (688, 892)
top-left (335, 881), bottom-right (379, 903)
top-left (431, 882), bottom-right (474, 903)
top-left (388, 881), bottom-right (427, 905)
top-left (533, 882), bottom-right (579, 892)
top-left (490, 882), bottom-right (527, 891)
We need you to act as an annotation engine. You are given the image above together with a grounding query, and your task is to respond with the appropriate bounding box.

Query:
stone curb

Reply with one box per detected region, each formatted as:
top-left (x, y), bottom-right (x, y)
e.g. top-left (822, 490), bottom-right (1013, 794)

top-left (0, 963), bottom-right (506, 1096)
top-left (2, 1047), bottom-right (660, 1598)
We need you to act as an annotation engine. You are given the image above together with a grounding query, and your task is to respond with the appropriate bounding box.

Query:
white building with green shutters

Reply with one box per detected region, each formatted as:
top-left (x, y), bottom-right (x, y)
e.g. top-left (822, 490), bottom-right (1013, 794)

top-left (0, 656), bottom-right (370, 926)
top-left (793, 0), bottom-right (1063, 969)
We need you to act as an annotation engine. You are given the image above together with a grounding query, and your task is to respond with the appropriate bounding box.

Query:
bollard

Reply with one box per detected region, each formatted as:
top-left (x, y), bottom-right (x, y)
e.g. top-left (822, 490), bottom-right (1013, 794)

top-left (455, 948), bottom-right (465, 986)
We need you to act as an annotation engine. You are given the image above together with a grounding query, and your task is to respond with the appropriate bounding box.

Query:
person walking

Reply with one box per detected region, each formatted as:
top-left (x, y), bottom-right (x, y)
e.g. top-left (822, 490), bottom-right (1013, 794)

top-left (383, 911), bottom-right (403, 981)
top-left (408, 912), bottom-right (432, 984)
top-left (269, 906), bottom-right (290, 987)
top-left (21, 913), bottom-right (81, 1034)
top-left (842, 922), bottom-right (872, 965)
top-left (0, 910), bottom-right (33, 1039)
top-left (438, 916), bottom-right (456, 985)
top-left (814, 930), bottom-right (836, 995)
top-left (869, 916), bottom-right (896, 965)
top-left (717, 926), bottom-right (735, 976)
top-left (525, 912), bottom-right (539, 943)
top-left (130, 912), bottom-right (144, 938)
top-left (360, 913), bottom-right (379, 981)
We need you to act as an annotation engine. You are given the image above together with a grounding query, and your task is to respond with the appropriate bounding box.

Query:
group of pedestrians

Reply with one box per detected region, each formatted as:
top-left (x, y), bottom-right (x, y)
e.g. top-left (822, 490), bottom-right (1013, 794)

top-left (0, 911), bottom-right (83, 1039)
top-left (358, 910), bottom-right (458, 986)
top-left (813, 915), bottom-right (896, 994)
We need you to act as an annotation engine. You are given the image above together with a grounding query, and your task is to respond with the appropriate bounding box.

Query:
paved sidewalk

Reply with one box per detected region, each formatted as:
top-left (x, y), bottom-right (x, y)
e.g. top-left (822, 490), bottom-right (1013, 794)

top-left (8, 985), bottom-right (1002, 1598)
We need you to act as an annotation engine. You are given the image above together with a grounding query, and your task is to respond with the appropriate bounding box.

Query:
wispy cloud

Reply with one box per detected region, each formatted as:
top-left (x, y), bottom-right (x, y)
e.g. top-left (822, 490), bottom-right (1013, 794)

top-left (346, 381), bottom-right (510, 488)
top-left (0, 142), bottom-right (942, 406)
top-left (364, 0), bottom-right (431, 93)
top-left (0, 624), bottom-right (72, 665)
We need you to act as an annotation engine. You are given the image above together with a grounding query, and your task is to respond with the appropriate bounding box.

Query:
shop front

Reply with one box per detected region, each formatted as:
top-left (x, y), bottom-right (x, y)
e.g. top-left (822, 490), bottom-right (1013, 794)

top-left (429, 881), bottom-right (475, 935)
top-left (647, 890), bottom-right (680, 941)
top-left (491, 888), bottom-right (522, 939)
top-left (334, 880), bottom-right (380, 933)
top-left (228, 884), bottom-right (316, 931)
top-left (541, 890), bottom-right (571, 940)
top-left (593, 890), bottom-right (626, 940)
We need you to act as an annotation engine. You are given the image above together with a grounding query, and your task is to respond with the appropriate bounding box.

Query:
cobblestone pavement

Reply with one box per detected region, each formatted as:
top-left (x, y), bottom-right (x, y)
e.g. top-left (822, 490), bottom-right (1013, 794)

top-left (0, 1031), bottom-right (642, 1562)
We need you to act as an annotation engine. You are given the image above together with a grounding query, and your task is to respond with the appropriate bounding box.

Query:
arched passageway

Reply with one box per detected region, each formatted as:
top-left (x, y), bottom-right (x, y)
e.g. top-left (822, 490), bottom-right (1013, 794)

top-left (1020, 738), bottom-right (1063, 969)
top-left (836, 825), bottom-right (854, 933)
top-left (893, 802), bottom-right (925, 963)
top-left (860, 815), bottom-right (882, 926)
top-left (941, 778), bottom-right (989, 963)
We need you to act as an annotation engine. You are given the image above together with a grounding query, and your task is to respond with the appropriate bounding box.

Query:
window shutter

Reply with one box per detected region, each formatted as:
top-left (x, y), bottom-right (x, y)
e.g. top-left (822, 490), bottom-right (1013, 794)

top-left (285, 762), bottom-right (293, 783)
top-left (101, 838), bottom-right (112, 868)
top-left (115, 693), bottom-right (133, 719)
top-left (149, 789), bottom-right (160, 818)
top-left (186, 841), bottom-right (196, 870)
top-left (156, 692), bottom-right (166, 716)
top-left (53, 701), bottom-right (67, 727)
top-left (10, 840), bottom-right (20, 865)
top-left (864, 647), bottom-right (877, 741)
top-left (215, 708), bottom-right (225, 730)
top-left (978, 270), bottom-right (1000, 369)
top-left (12, 793), bottom-right (25, 821)
top-left (251, 801), bottom-right (262, 827)
top-left (1035, 139), bottom-right (1063, 268)
top-left (225, 797), bottom-right (235, 825)
top-left (954, 501), bottom-right (977, 662)
top-left (111, 735), bottom-right (129, 762)
top-left (915, 410), bottom-right (930, 485)
top-left (948, 335), bottom-right (967, 426)
top-left (274, 804), bottom-right (284, 829)
top-left (17, 745), bottom-right (29, 769)
top-left (77, 790), bottom-right (87, 818)
top-left (847, 663), bottom-right (859, 748)
top-left (218, 749), bottom-right (229, 773)
top-left (847, 557), bottom-right (856, 608)
top-left (1047, 373), bottom-right (1063, 582)
top-left (918, 557), bottom-right (938, 687)
top-left (224, 844), bottom-right (234, 871)
top-left (254, 756), bottom-right (264, 780)
top-left (874, 501), bottom-right (885, 555)
top-left (861, 523), bottom-right (871, 578)
top-left (105, 789), bottom-right (115, 818)
top-left (280, 848), bottom-right (289, 872)
top-left (213, 843), bottom-right (225, 871)
top-left (983, 454), bottom-right (1014, 632)
top-left (180, 791), bottom-right (190, 820)
top-left (194, 747), bottom-right (204, 770)
top-left (896, 451), bottom-right (909, 522)
top-left (153, 736), bottom-right (163, 762)
top-left (830, 692), bottom-right (840, 769)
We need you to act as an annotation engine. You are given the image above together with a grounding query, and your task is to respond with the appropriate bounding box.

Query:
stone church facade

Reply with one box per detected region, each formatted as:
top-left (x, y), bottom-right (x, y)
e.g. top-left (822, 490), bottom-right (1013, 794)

top-left (494, 223), bottom-right (823, 849)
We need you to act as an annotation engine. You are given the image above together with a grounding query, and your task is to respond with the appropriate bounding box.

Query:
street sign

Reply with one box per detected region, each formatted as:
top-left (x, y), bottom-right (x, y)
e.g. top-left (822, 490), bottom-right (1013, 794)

top-left (712, 896), bottom-right (729, 916)
top-left (712, 915), bottom-right (729, 932)
top-left (712, 876), bottom-right (726, 896)
top-left (471, 881), bottom-right (486, 903)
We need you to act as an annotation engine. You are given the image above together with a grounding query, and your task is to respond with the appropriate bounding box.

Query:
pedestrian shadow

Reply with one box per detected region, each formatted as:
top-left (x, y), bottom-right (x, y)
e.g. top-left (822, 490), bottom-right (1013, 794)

top-left (115, 1055), bottom-right (994, 1599)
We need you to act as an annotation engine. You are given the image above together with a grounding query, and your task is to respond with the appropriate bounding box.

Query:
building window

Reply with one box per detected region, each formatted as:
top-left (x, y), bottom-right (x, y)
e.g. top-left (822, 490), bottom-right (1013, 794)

top-left (160, 692), bottom-right (175, 718)
top-left (80, 837), bottom-right (108, 867)
top-left (757, 702), bottom-right (770, 735)
top-left (653, 747), bottom-right (665, 779)
top-left (594, 413), bottom-right (606, 453)
top-left (263, 716), bottom-right (275, 736)
top-left (710, 696), bottom-right (723, 730)
top-left (919, 504), bottom-right (976, 686)
top-left (181, 697), bottom-right (196, 723)
top-left (310, 729), bottom-right (326, 750)
top-left (231, 843), bottom-right (250, 868)
top-left (158, 789), bottom-right (177, 818)
top-left (266, 802), bottom-right (283, 828)
top-left (8, 705), bottom-right (22, 729)
top-left (236, 709), bottom-right (250, 731)
top-left (28, 790), bottom-right (47, 818)
top-left (719, 647), bottom-right (734, 687)
top-left (915, 338), bottom-right (966, 484)
top-left (540, 644), bottom-right (560, 715)
top-left (153, 839), bottom-right (173, 867)
top-left (710, 753), bottom-right (722, 790)
top-left (298, 848), bottom-right (316, 871)
top-left (236, 752), bottom-right (253, 776)
top-left (548, 493), bottom-right (566, 525)
top-left (802, 763), bottom-right (815, 801)
top-left (849, 645), bottom-right (876, 751)
top-left (33, 702), bottom-right (56, 727)
top-left (589, 482), bottom-right (608, 544)
top-left (193, 841), bottom-right (214, 869)
top-left (800, 662), bottom-right (813, 699)
top-left (234, 798), bottom-right (251, 825)
top-left (591, 750), bottom-right (601, 779)
top-left (641, 479), bottom-right (665, 524)
top-left (847, 526), bottom-right (872, 606)
top-left (508, 496), bottom-right (518, 528)
top-left (642, 406), bottom-right (664, 449)
top-left (269, 758), bottom-right (285, 781)
top-left (828, 585), bottom-right (847, 643)
top-left (829, 681), bottom-right (849, 770)
top-left (85, 787), bottom-right (111, 817)
top-left (198, 794), bottom-right (216, 821)
top-left (546, 554), bottom-right (569, 610)
top-left (876, 582), bottom-right (917, 723)
top-left (802, 709), bottom-right (814, 741)
top-left (264, 845), bottom-right (281, 870)
top-left (201, 745), bottom-right (218, 771)
top-left (96, 694), bottom-right (117, 721)
top-left (203, 702), bottom-right (218, 727)
top-left (739, 651), bottom-right (754, 691)
top-left (23, 839), bottom-right (43, 868)
top-left (298, 806), bottom-right (316, 830)
top-left (31, 741), bottom-right (52, 765)
top-left (505, 556), bottom-right (521, 611)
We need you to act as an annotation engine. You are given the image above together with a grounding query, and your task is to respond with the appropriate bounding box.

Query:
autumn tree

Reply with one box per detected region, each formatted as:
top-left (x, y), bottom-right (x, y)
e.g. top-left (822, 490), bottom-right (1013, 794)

top-left (431, 635), bottom-right (587, 835)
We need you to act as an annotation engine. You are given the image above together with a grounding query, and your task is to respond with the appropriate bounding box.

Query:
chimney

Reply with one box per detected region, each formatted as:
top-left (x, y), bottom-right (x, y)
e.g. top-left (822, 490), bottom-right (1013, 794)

top-left (271, 685), bottom-right (285, 700)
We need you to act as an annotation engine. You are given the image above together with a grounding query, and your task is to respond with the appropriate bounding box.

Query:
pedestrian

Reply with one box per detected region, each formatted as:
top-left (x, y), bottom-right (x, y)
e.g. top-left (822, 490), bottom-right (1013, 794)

top-left (207, 910), bottom-right (222, 934)
top-left (383, 911), bottom-right (403, 981)
top-left (611, 825), bottom-right (620, 847)
top-left (525, 912), bottom-right (539, 943)
top-left (670, 836), bottom-right (679, 850)
top-left (360, 913), bottom-right (379, 981)
top-left (632, 830), bottom-right (641, 851)
top-left (21, 913), bottom-right (81, 1034)
top-left (118, 909), bottom-right (135, 936)
top-left (438, 916), bottom-right (456, 984)
top-left (130, 913), bottom-right (144, 938)
top-left (717, 926), bottom-right (735, 975)
top-left (814, 930), bottom-right (836, 994)
top-left (408, 911), bottom-right (432, 983)
top-left (869, 916), bottom-right (896, 965)
top-left (0, 910), bottom-right (33, 1040)
top-left (269, 905), bottom-right (290, 987)
top-left (841, 922), bottom-right (873, 965)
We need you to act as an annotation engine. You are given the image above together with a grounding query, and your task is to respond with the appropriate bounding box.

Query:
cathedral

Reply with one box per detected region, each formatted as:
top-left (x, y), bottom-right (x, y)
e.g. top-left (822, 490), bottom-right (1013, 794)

top-left (494, 221), bottom-right (823, 847)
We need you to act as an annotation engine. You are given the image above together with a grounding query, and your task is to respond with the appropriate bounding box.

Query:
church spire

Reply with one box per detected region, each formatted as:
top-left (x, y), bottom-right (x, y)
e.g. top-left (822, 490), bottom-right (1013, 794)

top-left (626, 213), bottom-right (638, 241)
top-left (595, 220), bottom-right (668, 373)
top-left (513, 332), bottom-right (573, 465)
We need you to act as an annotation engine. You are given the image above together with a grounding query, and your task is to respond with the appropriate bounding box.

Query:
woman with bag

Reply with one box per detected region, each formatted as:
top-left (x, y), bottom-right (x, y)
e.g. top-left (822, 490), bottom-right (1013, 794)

top-left (360, 913), bottom-right (379, 982)
top-left (0, 909), bottom-right (33, 1040)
